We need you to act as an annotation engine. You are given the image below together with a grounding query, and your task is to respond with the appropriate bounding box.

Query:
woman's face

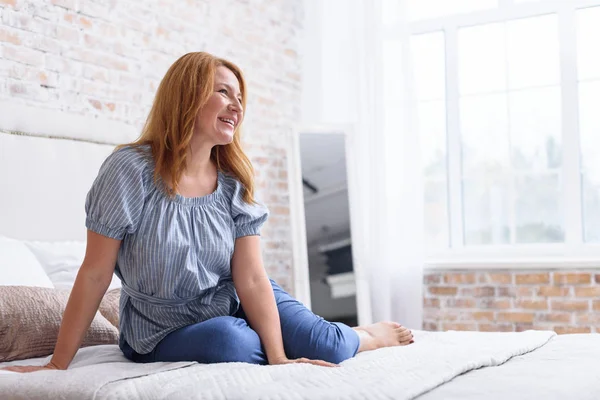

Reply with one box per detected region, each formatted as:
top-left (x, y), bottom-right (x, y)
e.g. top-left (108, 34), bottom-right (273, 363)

top-left (194, 66), bottom-right (244, 146)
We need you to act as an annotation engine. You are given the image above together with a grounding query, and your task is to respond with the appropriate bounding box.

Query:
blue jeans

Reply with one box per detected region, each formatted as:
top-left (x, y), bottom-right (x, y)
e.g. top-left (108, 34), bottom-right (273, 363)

top-left (120, 279), bottom-right (360, 365)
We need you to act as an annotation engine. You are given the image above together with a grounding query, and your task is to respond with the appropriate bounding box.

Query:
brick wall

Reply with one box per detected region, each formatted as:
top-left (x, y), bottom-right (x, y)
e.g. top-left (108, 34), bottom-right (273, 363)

top-left (424, 270), bottom-right (600, 334)
top-left (0, 0), bottom-right (303, 291)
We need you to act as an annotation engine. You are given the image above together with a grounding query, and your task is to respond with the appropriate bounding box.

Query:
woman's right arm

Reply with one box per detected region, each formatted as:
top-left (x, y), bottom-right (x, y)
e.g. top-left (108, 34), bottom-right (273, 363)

top-left (2, 230), bottom-right (121, 373)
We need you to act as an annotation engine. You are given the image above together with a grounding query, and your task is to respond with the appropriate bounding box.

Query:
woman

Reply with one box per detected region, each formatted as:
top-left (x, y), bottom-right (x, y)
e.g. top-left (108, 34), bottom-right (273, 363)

top-left (5, 52), bottom-right (413, 373)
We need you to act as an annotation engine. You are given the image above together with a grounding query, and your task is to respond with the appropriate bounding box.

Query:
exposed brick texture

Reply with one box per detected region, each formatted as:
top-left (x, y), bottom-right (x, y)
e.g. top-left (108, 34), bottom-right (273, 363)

top-left (424, 270), bottom-right (600, 334)
top-left (0, 0), bottom-right (303, 292)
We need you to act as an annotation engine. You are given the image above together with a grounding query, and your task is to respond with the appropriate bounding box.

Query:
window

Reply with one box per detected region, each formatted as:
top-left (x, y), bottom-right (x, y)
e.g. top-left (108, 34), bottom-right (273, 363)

top-left (383, 0), bottom-right (600, 255)
top-left (578, 6), bottom-right (600, 242)
top-left (409, 32), bottom-right (449, 249)
top-left (459, 15), bottom-right (563, 246)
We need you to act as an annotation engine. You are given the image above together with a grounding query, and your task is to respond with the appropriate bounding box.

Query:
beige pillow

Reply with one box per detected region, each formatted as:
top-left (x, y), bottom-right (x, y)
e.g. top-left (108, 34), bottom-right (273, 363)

top-left (0, 286), bottom-right (119, 362)
top-left (99, 288), bottom-right (120, 329)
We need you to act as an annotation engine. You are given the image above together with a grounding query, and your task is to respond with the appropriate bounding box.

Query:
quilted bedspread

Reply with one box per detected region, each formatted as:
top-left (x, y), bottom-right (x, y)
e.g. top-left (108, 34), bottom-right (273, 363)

top-left (0, 330), bottom-right (556, 400)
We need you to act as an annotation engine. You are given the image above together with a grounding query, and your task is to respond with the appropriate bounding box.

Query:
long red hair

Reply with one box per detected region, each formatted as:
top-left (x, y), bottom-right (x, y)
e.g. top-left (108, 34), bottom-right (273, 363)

top-left (119, 52), bottom-right (256, 203)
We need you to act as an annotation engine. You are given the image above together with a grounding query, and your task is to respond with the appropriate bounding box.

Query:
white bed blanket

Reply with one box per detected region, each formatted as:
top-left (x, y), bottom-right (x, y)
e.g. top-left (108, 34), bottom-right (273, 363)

top-left (0, 345), bottom-right (195, 400)
top-left (0, 330), bottom-right (555, 400)
top-left (419, 333), bottom-right (600, 400)
top-left (0, 330), bottom-right (556, 400)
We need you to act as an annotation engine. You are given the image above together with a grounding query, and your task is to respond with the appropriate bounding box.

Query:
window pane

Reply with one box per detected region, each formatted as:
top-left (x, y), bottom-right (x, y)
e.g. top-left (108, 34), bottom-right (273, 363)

top-left (410, 32), bottom-right (446, 101)
top-left (579, 80), bottom-right (600, 242)
top-left (507, 15), bottom-right (560, 89)
top-left (420, 100), bottom-right (447, 178)
top-left (509, 87), bottom-right (562, 170)
top-left (458, 23), bottom-right (506, 95)
top-left (583, 176), bottom-right (600, 243)
top-left (424, 179), bottom-right (449, 249)
top-left (577, 6), bottom-right (600, 81)
top-left (408, 0), bottom-right (498, 21)
top-left (463, 176), bottom-right (511, 245)
top-left (460, 93), bottom-right (509, 174)
top-left (579, 81), bottom-right (600, 175)
top-left (515, 173), bottom-right (564, 243)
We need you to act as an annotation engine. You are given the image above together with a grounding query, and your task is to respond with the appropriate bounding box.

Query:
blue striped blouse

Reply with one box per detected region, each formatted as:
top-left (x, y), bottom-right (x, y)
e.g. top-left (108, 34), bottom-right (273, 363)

top-left (85, 145), bottom-right (269, 354)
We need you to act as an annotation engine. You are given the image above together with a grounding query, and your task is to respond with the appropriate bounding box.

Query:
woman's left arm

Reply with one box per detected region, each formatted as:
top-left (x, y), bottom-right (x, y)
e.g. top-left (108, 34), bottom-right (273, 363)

top-left (231, 236), bottom-right (336, 367)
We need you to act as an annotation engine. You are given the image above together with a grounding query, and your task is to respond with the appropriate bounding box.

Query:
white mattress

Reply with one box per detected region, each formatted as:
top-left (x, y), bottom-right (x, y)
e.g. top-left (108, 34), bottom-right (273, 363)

top-left (3, 330), bottom-right (598, 400)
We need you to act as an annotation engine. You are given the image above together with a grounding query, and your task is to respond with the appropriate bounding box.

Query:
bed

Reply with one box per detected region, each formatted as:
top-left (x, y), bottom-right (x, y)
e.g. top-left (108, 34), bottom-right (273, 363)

top-left (1, 103), bottom-right (599, 399)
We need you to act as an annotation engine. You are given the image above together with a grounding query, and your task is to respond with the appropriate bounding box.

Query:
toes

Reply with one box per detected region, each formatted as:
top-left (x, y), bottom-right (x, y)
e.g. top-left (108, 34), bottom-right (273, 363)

top-left (397, 330), bottom-right (412, 340)
top-left (401, 335), bottom-right (414, 345)
top-left (395, 326), bottom-right (411, 335)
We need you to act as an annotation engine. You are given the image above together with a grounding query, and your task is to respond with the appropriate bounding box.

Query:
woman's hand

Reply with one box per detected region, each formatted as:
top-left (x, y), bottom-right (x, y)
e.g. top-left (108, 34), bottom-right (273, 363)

top-left (1, 362), bottom-right (63, 373)
top-left (269, 356), bottom-right (339, 368)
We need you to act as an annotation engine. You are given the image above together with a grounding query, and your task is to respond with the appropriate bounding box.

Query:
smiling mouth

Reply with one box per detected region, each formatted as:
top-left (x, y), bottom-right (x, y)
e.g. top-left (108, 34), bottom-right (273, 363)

top-left (218, 117), bottom-right (235, 127)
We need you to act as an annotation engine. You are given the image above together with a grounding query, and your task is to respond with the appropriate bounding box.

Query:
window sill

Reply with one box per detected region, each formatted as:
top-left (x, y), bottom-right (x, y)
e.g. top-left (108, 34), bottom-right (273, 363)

top-left (425, 244), bottom-right (600, 270)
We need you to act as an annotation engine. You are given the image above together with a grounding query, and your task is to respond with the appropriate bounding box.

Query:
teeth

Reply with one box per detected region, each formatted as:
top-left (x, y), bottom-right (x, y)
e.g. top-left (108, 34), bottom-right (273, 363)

top-left (219, 117), bottom-right (234, 126)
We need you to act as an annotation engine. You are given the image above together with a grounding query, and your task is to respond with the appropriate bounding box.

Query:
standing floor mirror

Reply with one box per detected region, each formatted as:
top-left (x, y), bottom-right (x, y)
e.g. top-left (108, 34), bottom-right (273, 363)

top-left (295, 129), bottom-right (359, 327)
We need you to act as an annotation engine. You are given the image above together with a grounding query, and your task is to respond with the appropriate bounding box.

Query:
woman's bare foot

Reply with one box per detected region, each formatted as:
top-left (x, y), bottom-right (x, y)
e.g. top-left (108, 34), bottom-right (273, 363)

top-left (353, 322), bottom-right (414, 353)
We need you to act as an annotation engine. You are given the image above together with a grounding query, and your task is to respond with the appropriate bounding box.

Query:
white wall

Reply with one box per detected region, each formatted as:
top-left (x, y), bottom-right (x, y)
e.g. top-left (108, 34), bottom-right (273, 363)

top-left (301, 0), bottom-right (360, 126)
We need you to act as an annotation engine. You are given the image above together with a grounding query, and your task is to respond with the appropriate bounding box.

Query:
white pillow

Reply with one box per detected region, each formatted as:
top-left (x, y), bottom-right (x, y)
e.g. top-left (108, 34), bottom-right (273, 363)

top-left (0, 236), bottom-right (54, 288)
top-left (24, 241), bottom-right (121, 291)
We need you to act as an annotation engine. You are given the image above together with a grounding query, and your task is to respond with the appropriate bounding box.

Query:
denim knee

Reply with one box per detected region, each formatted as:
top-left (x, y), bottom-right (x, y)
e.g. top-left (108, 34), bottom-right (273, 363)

top-left (147, 316), bottom-right (267, 365)
top-left (199, 316), bottom-right (266, 364)
top-left (302, 323), bottom-right (360, 364)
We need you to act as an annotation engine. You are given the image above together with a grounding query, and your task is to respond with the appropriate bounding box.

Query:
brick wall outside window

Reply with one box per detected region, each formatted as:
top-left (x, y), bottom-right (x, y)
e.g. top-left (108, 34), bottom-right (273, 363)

top-left (424, 270), bottom-right (600, 334)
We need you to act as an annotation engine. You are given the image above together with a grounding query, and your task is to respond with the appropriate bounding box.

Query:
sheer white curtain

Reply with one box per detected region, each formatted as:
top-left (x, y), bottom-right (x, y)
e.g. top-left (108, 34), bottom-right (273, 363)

top-left (348, 0), bottom-right (424, 329)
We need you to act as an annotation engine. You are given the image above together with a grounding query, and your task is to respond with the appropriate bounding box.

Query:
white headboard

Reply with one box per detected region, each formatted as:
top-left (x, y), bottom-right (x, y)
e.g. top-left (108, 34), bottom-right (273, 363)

top-left (0, 102), bottom-right (139, 241)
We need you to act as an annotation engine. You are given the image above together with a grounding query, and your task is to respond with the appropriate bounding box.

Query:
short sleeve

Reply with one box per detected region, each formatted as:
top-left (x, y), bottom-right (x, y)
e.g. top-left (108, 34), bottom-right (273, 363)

top-left (85, 148), bottom-right (147, 240)
top-left (230, 179), bottom-right (269, 238)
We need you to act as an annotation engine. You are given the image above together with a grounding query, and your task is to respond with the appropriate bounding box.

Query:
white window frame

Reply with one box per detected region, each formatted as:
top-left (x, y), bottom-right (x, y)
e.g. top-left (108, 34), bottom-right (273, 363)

top-left (385, 0), bottom-right (600, 269)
